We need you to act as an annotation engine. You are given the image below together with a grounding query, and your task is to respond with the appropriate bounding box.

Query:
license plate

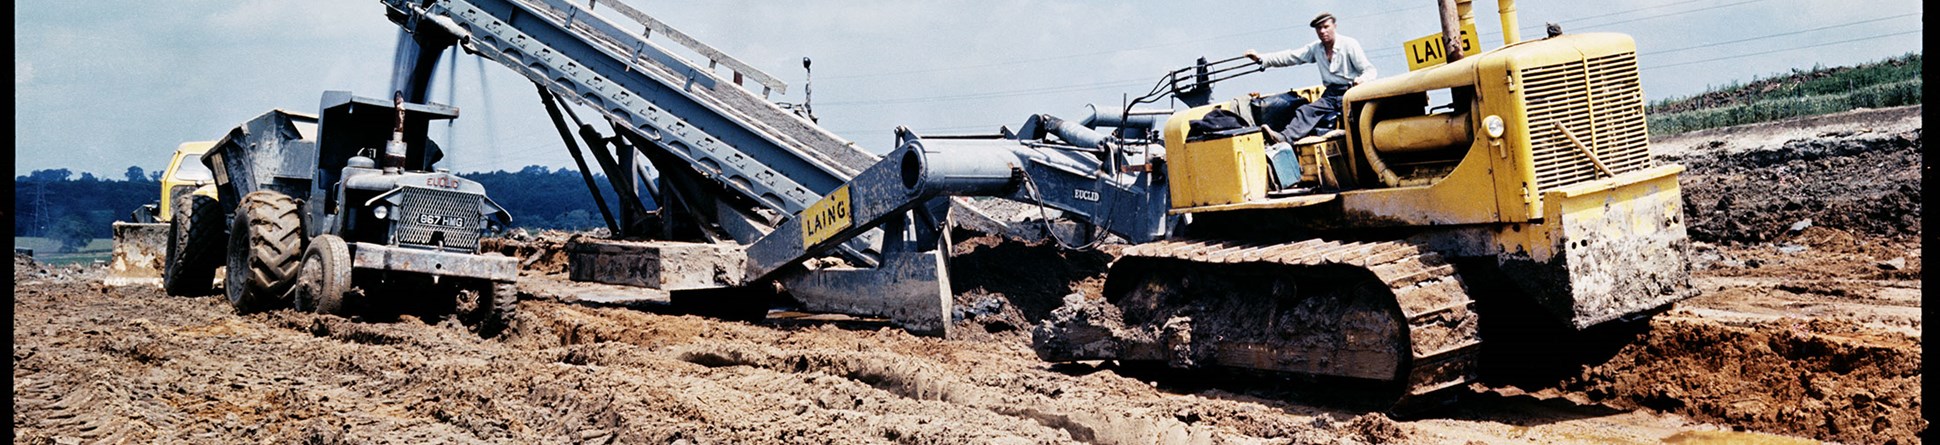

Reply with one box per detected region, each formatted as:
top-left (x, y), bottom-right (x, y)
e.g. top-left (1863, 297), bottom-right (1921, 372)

top-left (417, 213), bottom-right (468, 228)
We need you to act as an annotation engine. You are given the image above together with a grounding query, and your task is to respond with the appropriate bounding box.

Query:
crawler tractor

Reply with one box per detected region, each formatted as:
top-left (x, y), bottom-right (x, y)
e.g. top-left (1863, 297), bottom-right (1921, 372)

top-left (168, 91), bottom-right (518, 333)
top-left (109, 141), bottom-right (218, 289)
top-left (1021, 0), bottom-right (1695, 412)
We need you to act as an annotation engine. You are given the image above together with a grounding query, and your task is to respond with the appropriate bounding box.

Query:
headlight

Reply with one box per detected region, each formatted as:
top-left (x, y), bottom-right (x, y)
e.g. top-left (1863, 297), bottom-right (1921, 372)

top-left (371, 205), bottom-right (390, 220)
top-left (1483, 115), bottom-right (1506, 138)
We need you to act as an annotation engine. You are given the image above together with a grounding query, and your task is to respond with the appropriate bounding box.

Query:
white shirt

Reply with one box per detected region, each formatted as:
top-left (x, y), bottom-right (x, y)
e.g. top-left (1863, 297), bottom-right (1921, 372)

top-left (1257, 35), bottom-right (1377, 89)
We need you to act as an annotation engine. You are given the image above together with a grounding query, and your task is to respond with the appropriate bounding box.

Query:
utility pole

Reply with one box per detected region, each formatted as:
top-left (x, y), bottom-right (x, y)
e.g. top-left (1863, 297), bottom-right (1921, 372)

top-left (34, 181), bottom-right (46, 237)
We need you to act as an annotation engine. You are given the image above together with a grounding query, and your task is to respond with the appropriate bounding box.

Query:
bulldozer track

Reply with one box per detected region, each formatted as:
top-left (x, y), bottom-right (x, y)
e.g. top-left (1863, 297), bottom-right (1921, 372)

top-left (1115, 238), bottom-right (1482, 412)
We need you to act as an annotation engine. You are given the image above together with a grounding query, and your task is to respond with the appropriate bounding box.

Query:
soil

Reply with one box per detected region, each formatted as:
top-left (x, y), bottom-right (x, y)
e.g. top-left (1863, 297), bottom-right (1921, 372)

top-left (1554, 105), bottom-right (1927, 444)
top-left (13, 106), bottom-right (1923, 444)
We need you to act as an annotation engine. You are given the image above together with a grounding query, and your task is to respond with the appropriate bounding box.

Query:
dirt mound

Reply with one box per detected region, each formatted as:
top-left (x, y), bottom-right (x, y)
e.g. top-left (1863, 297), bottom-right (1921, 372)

top-left (948, 234), bottom-right (1115, 325)
top-left (478, 229), bottom-right (581, 274)
top-left (1692, 225), bottom-right (1923, 282)
top-left (1562, 316), bottom-right (1924, 444)
top-left (1342, 413), bottom-right (1410, 443)
top-left (1672, 128), bottom-right (1922, 244)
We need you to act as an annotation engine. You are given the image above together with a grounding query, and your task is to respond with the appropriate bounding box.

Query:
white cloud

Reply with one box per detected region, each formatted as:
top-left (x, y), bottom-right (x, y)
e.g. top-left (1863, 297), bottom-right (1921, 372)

top-left (14, 61), bottom-right (31, 85)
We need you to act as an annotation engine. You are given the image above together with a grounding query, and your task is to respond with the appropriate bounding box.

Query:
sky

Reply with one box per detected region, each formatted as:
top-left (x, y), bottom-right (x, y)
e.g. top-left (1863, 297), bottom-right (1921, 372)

top-left (14, 0), bottom-right (1924, 179)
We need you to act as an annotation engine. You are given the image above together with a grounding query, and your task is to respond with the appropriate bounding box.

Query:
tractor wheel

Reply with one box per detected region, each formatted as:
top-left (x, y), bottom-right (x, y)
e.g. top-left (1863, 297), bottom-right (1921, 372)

top-left (225, 191), bottom-right (304, 313)
top-left (484, 281), bottom-right (520, 337)
top-left (164, 194), bottom-right (226, 296)
top-left (293, 234), bottom-right (353, 316)
top-left (459, 280), bottom-right (520, 337)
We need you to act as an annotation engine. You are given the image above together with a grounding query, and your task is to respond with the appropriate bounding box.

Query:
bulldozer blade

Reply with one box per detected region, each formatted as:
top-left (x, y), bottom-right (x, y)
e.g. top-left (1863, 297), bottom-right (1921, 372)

top-left (778, 248), bottom-right (953, 337)
top-left (1498, 165), bottom-right (1695, 329)
top-left (105, 222), bottom-right (169, 287)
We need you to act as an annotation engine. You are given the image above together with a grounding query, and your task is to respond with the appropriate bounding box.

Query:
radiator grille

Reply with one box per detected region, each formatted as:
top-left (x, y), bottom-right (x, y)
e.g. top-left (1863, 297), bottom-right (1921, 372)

top-left (1520, 52), bottom-right (1653, 192)
top-left (393, 185), bottom-right (484, 251)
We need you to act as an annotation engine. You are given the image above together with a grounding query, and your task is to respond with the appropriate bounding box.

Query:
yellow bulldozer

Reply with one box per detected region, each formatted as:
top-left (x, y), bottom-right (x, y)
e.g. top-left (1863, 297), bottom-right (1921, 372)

top-left (105, 141), bottom-right (221, 289)
top-left (1032, 0), bottom-right (1692, 413)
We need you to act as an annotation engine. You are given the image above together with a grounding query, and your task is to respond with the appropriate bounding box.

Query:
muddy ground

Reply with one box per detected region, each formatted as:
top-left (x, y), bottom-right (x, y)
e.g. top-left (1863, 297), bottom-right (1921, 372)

top-left (13, 106), bottom-right (1923, 444)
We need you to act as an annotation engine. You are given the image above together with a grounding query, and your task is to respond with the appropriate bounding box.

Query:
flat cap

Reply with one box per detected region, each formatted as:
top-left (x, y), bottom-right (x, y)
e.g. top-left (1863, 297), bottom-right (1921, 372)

top-left (1310, 12), bottom-right (1335, 28)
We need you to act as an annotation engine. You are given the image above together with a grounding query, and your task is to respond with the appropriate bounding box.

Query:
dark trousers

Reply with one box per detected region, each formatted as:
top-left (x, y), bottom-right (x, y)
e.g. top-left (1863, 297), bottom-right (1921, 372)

top-left (1284, 87), bottom-right (1347, 139)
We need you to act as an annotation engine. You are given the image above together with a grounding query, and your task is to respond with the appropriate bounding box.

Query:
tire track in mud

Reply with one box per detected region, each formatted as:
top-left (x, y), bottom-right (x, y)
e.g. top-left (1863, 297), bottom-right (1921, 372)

top-left (524, 300), bottom-right (1362, 444)
top-left (15, 257), bottom-right (1384, 444)
top-left (15, 252), bottom-right (1850, 444)
top-left (672, 343), bottom-right (1220, 443)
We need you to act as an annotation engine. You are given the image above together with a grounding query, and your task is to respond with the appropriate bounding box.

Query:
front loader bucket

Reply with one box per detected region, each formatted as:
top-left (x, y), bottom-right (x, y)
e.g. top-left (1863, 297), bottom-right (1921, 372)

top-left (104, 222), bottom-right (169, 287)
top-left (1498, 165), bottom-right (1695, 329)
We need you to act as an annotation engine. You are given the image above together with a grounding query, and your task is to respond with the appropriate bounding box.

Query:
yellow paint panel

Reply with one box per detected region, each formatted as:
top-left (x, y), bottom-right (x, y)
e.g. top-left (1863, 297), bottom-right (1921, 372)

top-left (1403, 22), bottom-right (1480, 71)
top-left (801, 185), bottom-right (852, 249)
top-left (1169, 193), bottom-right (1337, 215)
top-left (1337, 140), bottom-right (1501, 225)
top-left (1171, 132), bottom-right (1270, 208)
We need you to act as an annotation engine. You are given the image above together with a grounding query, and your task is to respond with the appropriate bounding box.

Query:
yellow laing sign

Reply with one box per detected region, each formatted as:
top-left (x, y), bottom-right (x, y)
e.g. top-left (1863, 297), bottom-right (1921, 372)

top-left (801, 185), bottom-right (852, 249)
top-left (1403, 23), bottom-right (1479, 71)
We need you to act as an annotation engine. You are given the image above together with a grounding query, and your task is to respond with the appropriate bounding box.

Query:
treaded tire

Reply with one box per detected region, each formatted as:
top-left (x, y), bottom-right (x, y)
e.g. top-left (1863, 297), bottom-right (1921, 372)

top-left (225, 191), bottom-right (304, 312)
top-left (482, 281), bottom-right (519, 338)
top-left (164, 194), bottom-right (226, 296)
top-left (457, 280), bottom-right (520, 338)
top-left (293, 234), bottom-right (353, 316)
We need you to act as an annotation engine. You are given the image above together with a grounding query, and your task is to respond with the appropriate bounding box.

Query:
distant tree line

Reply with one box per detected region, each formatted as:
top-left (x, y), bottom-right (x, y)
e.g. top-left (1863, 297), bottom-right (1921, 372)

top-left (13, 165), bottom-right (640, 248)
top-left (463, 165), bottom-right (637, 232)
top-left (15, 167), bottom-right (160, 250)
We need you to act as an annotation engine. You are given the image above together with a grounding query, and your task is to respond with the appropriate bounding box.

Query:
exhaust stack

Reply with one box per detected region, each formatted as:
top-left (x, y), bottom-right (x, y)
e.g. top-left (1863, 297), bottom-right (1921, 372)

top-left (1498, 0), bottom-right (1520, 45)
top-left (385, 92), bottom-right (408, 172)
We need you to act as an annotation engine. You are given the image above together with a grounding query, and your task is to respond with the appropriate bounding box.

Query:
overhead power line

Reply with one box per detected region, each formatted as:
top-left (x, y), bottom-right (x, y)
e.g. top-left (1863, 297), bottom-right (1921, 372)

top-left (1646, 12), bottom-right (1921, 56)
top-left (827, 0), bottom-right (1768, 84)
top-left (818, 77), bottom-right (1150, 107)
top-left (829, 122), bottom-right (1009, 136)
top-left (810, 2), bottom-right (1915, 109)
top-left (817, 4), bottom-right (1434, 83)
top-left (1641, 28), bottom-right (1923, 71)
top-left (1367, 0), bottom-right (1777, 60)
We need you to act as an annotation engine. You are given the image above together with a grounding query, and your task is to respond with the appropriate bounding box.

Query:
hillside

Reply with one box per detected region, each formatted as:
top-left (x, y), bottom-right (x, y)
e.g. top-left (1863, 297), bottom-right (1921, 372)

top-left (1646, 52), bottom-right (1922, 135)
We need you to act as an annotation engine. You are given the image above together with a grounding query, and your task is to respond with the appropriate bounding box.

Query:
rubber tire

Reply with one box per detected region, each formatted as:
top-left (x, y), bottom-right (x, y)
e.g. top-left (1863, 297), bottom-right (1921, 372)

top-left (225, 191), bottom-right (304, 313)
top-left (293, 234), bottom-right (353, 316)
top-left (479, 281), bottom-right (519, 337)
top-left (164, 194), bottom-right (226, 296)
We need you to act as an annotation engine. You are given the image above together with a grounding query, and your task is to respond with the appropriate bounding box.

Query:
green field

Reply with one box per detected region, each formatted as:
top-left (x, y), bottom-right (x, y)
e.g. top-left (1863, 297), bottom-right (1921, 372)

top-left (14, 237), bottom-right (115, 266)
top-left (1647, 52), bottom-right (1922, 136)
